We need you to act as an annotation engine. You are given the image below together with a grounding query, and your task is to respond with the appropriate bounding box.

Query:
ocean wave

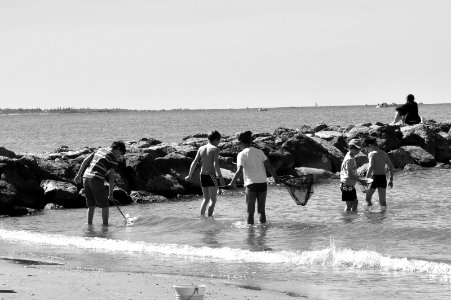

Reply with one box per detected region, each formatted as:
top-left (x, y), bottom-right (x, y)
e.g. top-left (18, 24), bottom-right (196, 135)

top-left (1, 228), bottom-right (450, 275)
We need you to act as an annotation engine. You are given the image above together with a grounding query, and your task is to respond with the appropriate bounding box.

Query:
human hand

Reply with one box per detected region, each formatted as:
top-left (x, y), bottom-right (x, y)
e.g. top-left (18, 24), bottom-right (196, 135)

top-left (108, 194), bottom-right (114, 202)
top-left (74, 175), bottom-right (81, 185)
top-left (388, 179), bottom-right (393, 188)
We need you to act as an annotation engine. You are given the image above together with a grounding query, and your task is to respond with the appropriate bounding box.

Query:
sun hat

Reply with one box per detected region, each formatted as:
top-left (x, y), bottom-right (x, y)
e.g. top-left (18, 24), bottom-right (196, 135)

top-left (348, 139), bottom-right (362, 149)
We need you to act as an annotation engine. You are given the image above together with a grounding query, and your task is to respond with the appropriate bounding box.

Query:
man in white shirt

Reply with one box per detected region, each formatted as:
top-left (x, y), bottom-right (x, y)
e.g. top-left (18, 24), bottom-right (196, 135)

top-left (230, 131), bottom-right (279, 225)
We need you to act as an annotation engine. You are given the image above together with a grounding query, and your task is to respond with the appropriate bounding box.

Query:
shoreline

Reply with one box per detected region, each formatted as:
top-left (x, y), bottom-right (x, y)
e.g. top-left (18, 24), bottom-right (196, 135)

top-left (0, 259), bottom-right (305, 300)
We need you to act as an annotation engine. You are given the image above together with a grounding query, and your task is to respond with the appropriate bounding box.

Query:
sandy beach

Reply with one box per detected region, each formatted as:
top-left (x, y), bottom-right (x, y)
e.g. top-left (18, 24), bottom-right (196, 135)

top-left (0, 258), bottom-right (302, 300)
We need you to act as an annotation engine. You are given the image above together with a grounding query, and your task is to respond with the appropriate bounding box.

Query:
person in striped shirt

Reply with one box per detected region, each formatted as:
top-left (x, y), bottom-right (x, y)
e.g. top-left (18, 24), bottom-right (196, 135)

top-left (75, 141), bottom-right (126, 226)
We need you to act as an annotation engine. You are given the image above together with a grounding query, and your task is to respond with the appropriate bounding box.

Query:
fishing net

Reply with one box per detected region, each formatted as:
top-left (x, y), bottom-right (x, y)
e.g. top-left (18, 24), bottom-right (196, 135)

top-left (280, 174), bottom-right (315, 206)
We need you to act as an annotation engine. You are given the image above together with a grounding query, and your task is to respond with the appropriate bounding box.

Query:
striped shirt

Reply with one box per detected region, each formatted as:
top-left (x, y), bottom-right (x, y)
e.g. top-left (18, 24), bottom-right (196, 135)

top-left (83, 148), bottom-right (119, 180)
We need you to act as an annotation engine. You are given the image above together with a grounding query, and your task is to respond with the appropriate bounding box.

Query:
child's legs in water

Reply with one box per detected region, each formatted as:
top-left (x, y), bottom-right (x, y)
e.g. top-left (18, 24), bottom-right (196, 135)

top-left (256, 191), bottom-right (267, 223)
top-left (245, 189), bottom-right (257, 225)
top-left (200, 187), bottom-right (212, 215)
top-left (365, 188), bottom-right (376, 206)
top-left (206, 186), bottom-right (218, 216)
top-left (377, 188), bottom-right (387, 206)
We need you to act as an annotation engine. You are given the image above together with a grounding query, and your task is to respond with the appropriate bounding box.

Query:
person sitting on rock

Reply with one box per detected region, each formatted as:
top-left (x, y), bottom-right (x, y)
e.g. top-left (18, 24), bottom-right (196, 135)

top-left (74, 141), bottom-right (126, 226)
top-left (340, 139), bottom-right (367, 212)
top-left (229, 131), bottom-right (279, 225)
top-left (361, 138), bottom-right (394, 211)
top-left (390, 94), bottom-right (424, 125)
top-left (185, 130), bottom-right (225, 217)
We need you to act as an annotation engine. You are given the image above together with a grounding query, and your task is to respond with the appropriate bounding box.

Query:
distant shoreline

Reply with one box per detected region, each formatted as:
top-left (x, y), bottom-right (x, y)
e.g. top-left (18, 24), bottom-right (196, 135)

top-left (1, 103), bottom-right (449, 115)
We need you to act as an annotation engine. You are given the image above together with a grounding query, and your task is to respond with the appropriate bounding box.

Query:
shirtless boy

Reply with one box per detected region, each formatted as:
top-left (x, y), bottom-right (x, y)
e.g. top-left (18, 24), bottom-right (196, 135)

top-left (362, 138), bottom-right (394, 209)
top-left (185, 130), bottom-right (225, 216)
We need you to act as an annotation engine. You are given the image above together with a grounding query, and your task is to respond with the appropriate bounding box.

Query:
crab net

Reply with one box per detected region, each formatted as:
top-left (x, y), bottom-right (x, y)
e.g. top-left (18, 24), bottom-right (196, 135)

top-left (280, 174), bottom-right (315, 206)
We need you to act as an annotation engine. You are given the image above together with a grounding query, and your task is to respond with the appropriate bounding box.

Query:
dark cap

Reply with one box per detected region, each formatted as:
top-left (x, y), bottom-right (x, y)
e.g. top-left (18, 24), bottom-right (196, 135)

top-left (237, 130), bottom-right (253, 144)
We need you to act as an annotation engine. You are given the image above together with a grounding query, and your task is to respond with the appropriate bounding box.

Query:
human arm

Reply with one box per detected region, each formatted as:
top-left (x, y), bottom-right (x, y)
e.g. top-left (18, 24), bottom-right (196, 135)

top-left (386, 153), bottom-right (395, 188)
top-left (365, 153), bottom-right (374, 179)
top-left (263, 160), bottom-right (279, 183)
top-left (229, 165), bottom-right (243, 188)
top-left (213, 148), bottom-right (225, 186)
top-left (185, 150), bottom-right (201, 181)
top-left (74, 153), bottom-right (94, 184)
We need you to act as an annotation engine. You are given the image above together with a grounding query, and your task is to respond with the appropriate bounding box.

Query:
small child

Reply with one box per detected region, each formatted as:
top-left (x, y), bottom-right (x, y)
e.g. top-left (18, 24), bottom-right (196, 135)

top-left (340, 139), bottom-right (366, 212)
top-left (361, 137), bottom-right (395, 210)
top-left (185, 130), bottom-right (225, 216)
top-left (229, 131), bottom-right (279, 225)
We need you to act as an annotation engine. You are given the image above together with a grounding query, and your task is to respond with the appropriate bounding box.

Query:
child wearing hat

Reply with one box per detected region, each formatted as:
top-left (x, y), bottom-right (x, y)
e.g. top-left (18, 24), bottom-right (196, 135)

top-left (340, 139), bottom-right (367, 212)
top-left (229, 131), bottom-right (279, 225)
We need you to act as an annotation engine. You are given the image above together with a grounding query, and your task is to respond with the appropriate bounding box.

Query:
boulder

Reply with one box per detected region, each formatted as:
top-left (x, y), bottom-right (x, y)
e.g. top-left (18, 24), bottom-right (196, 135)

top-left (40, 180), bottom-right (84, 208)
top-left (0, 179), bottom-right (17, 212)
top-left (347, 124), bottom-right (402, 152)
top-left (400, 146), bottom-right (436, 167)
top-left (313, 123), bottom-right (328, 132)
top-left (0, 147), bottom-right (16, 159)
top-left (311, 137), bottom-right (345, 171)
top-left (294, 167), bottom-right (337, 180)
top-left (314, 131), bottom-right (344, 141)
top-left (273, 127), bottom-right (299, 142)
top-left (130, 190), bottom-right (168, 203)
top-left (355, 154), bottom-right (369, 168)
top-left (388, 149), bottom-right (415, 169)
top-left (111, 187), bottom-right (133, 205)
top-left (400, 124), bottom-right (451, 162)
top-left (281, 134), bottom-right (335, 172)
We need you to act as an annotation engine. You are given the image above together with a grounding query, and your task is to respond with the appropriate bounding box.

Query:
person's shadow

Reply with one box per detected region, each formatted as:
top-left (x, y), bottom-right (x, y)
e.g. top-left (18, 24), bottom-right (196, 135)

top-left (246, 226), bottom-right (272, 251)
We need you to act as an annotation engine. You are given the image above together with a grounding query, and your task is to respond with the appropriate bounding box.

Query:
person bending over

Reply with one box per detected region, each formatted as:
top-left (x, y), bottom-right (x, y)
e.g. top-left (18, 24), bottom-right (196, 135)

top-left (362, 138), bottom-right (394, 210)
top-left (75, 141), bottom-right (126, 226)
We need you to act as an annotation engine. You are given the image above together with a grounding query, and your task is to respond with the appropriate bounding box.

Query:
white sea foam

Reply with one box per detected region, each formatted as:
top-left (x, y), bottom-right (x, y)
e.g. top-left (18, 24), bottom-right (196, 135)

top-left (1, 228), bottom-right (450, 275)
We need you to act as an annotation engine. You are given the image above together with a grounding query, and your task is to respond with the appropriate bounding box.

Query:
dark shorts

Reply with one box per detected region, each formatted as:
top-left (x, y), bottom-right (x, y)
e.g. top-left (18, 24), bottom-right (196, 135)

top-left (83, 177), bottom-right (109, 208)
top-left (370, 175), bottom-right (387, 189)
top-left (246, 182), bottom-right (268, 193)
top-left (340, 184), bottom-right (357, 202)
top-left (200, 174), bottom-right (217, 187)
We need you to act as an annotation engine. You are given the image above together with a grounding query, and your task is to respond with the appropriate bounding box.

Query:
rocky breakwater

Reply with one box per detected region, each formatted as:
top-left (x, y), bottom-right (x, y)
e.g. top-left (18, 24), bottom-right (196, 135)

top-left (1, 120), bottom-right (451, 216)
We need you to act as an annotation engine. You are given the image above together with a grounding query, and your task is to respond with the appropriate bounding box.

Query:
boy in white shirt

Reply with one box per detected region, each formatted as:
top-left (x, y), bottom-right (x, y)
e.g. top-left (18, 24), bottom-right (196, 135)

top-left (230, 131), bottom-right (279, 225)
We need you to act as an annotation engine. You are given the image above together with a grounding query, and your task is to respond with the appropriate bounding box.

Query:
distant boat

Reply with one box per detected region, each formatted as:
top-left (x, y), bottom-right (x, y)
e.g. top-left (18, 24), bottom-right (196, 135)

top-left (257, 108), bottom-right (268, 111)
top-left (315, 102), bottom-right (319, 107)
top-left (376, 102), bottom-right (397, 108)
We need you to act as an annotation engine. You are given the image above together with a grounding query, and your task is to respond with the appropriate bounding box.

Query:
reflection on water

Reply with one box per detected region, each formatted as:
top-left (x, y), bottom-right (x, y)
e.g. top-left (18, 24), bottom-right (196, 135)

top-left (246, 226), bottom-right (271, 252)
top-left (83, 225), bottom-right (111, 239)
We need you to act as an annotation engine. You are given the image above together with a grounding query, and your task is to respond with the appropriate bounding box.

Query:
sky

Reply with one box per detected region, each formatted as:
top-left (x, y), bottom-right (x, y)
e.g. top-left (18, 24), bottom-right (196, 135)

top-left (1, 0), bottom-right (450, 109)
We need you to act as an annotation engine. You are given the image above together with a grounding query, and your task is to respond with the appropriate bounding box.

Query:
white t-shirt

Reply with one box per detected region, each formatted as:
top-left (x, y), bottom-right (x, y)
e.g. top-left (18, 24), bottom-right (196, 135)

top-left (237, 147), bottom-right (268, 186)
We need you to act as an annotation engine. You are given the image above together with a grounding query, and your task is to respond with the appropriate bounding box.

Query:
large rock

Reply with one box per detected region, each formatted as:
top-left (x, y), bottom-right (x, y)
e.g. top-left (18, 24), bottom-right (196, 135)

top-left (294, 167), bottom-right (337, 180)
top-left (388, 149), bottom-right (415, 169)
top-left (0, 179), bottom-right (17, 212)
top-left (314, 131), bottom-right (344, 141)
top-left (311, 137), bottom-right (345, 171)
top-left (281, 134), bottom-right (336, 172)
top-left (130, 190), bottom-right (168, 203)
top-left (40, 180), bottom-right (84, 208)
top-left (400, 146), bottom-right (436, 167)
top-left (401, 124), bottom-right (451, 162)
top-left (0, 147), bottom-right (16, 159)
top-left (347, 124), bottom-right (402, 152)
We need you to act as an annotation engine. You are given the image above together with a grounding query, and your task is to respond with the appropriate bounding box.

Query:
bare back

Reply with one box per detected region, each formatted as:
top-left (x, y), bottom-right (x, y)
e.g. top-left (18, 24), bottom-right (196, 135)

top-left (198, 144), bottom-right (219, 175)
top-left (368, 150), bottom-right (391, 175)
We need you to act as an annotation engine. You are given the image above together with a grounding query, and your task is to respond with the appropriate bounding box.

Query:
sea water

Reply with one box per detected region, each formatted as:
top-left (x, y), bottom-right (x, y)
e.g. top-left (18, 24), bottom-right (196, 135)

top-left (1, 168), bottom-right (451, 299)
top-left (1, 105), bottom-right (451, 298)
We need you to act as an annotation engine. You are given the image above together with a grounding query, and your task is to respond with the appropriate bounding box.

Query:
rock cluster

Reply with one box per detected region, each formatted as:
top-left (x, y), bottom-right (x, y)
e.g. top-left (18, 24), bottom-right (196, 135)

top-left (1, 121), bottom-right (451, 216)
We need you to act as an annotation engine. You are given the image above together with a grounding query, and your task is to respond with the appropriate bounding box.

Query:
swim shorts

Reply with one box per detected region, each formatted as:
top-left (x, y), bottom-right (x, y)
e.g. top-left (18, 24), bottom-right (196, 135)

top-left (200, 174), bottom-right (218, 187)
top-left (83, 177), bottom-right (109, 208)
top-left (370, 175), bottom-right (387, 189)
top-left (340, 183), bottom-right (357, 202)
top-left (246, 182), bottom-right (268, 193)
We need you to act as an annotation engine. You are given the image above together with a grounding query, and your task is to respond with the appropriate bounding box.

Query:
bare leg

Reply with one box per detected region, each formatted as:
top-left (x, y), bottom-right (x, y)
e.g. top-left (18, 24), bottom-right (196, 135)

top-left (101, 207), bottom-right (109, 226)
top-left (200, 187), bottom-right (211, 216)
top-left (344, 201), bottom-right (353, 212)
top-left (207, 186), bottom-right (218, 216)
top-left (390, 111), bottom-right (402, 125)
top-left (377, 188), bottom-right (387, 207)
top-left (256, 191), bottom-right (267, 223)
top-left (351, 200), bottom-right (359, 211)
top-left (366, 188), bottom-right (376, 206)
top-left (87, 206), bottom-right (95, 225)
top-left (246, 189), bottom-right (258, 225)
